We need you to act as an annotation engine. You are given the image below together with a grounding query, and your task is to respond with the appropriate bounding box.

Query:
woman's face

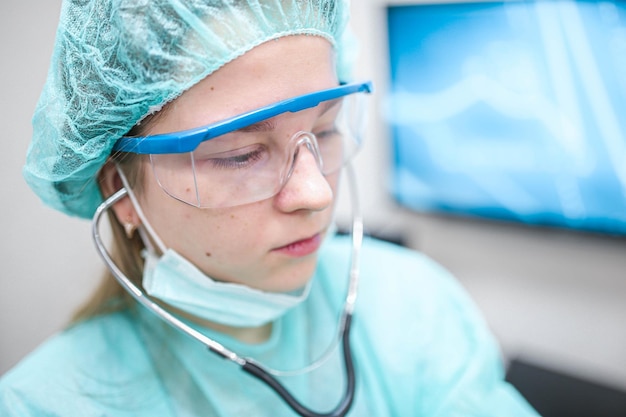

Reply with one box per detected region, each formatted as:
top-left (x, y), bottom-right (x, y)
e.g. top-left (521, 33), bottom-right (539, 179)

top-left (134, 36), bottom-right (340, 292)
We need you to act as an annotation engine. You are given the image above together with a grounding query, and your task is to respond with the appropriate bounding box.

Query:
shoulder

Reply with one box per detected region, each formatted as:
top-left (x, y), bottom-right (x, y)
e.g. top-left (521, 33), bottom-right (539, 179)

top-left (319, 233), bottom-right (489, 366)
top-left (0, 309), bottom-right (168, 416)
top-left (320, 234), bottom-right (538, 416)
top-left (3, 309), bottom-right (144, 376)
top-left (318, 233), bottom-right (490, 349)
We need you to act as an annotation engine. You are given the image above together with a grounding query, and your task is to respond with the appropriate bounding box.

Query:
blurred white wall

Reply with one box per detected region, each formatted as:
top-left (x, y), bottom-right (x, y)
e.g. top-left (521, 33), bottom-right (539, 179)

top-left (0, 0), bottom-right (102, 375)
top-left (2, 0), bottom-right (626, 396)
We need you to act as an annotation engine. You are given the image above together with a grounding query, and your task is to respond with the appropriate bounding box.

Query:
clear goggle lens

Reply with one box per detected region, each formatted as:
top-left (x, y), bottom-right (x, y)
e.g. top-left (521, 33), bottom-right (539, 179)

top-left (150, 92), bottom-right (366, 208)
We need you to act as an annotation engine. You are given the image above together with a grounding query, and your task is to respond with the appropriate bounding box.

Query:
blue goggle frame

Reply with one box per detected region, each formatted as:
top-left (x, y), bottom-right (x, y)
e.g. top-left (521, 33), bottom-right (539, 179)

top-left (113, 81), bottom-right (374, 155)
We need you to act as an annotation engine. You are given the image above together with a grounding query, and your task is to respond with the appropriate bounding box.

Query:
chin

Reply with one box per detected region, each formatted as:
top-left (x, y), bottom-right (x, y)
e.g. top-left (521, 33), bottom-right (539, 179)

top-left (271, 255), bottom-right (319, 293)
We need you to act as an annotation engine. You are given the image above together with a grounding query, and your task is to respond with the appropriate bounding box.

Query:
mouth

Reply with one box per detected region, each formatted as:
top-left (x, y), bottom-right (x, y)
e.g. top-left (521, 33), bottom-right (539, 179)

top-left (272, 233), bottom-right (322, 257)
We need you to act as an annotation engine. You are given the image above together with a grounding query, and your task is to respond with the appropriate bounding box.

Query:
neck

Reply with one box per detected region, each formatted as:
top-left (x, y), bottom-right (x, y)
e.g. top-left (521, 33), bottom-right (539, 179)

top-left (203, 320), bottom-right (273, 344)
top-left (164, 301), bottom-right (273, 344)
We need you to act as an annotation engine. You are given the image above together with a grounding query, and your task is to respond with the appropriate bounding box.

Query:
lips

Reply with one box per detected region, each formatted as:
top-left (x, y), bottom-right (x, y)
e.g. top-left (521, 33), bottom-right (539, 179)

top-left (272, 233), bottom-right (322, 257)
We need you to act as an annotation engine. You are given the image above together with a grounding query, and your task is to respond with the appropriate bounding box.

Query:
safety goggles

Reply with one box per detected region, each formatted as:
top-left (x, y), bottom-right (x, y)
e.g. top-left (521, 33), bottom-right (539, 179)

top-left (113, 81), bottom-right (373, 208)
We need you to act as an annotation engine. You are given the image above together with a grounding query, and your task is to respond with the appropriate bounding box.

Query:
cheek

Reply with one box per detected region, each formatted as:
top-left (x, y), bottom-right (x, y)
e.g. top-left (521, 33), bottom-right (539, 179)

top-left (135, 173), bottom-right (203, 249)
top-left (138, 167), bottom-right (264, 255)
top-left (194, 211), bottom-right (253, 248)
top-left (165, 203), bottom-right (265, 262)
top-left (178, 207), bottom-right (273, 281)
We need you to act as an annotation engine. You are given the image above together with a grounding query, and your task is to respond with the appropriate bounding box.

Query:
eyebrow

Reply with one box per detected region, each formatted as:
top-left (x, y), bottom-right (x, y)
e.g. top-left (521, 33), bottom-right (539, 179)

top-left (238, 118), bottom-right (277, 133)
top-left (235, 98), bottom-right (340, 133)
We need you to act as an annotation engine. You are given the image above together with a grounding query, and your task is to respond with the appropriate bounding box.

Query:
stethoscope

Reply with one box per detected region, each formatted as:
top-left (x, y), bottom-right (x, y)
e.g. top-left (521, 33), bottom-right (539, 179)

top-left (91, 163), bottom-right (363, 417)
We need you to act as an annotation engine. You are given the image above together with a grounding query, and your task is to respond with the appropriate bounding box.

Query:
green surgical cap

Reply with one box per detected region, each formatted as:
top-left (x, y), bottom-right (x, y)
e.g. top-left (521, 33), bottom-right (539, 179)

top-left (25, 0), bottom-right (353, 219)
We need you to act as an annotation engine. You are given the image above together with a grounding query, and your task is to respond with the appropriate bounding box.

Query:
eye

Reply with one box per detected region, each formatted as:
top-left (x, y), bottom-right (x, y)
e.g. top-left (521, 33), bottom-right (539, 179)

top-left (314, 126), bottom-right (342, 141)
top-left (317, 127), bottom-right (339, 136)
top-left (204, 145), bottom-right (268, 170)
top-left (313, 102), bottom-right (343, 141)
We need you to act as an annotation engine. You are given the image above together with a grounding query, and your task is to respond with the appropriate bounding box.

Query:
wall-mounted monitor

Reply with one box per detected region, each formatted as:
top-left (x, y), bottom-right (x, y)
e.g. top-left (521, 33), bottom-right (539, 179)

top-left (386, 0), bottom-right (626, 235)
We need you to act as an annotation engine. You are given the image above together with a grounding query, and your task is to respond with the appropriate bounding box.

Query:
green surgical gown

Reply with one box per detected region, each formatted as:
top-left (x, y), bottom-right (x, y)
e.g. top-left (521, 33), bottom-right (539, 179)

top-left (0, 236), bottom-right (539, 416)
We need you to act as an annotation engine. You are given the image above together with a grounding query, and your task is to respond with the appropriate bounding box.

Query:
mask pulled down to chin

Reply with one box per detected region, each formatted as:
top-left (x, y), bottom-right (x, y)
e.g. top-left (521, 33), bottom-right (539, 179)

top-left (142, 249), bottom-right (312, 328)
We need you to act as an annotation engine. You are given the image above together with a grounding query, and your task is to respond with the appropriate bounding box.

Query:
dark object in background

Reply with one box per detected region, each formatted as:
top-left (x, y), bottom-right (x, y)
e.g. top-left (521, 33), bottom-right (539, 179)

top-left (506, 359), bottom-right (626, 417)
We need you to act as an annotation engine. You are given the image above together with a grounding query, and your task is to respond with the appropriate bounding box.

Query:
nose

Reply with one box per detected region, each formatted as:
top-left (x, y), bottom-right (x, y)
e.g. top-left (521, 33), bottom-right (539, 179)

top-left (273, 138), bottom-right (334, 213)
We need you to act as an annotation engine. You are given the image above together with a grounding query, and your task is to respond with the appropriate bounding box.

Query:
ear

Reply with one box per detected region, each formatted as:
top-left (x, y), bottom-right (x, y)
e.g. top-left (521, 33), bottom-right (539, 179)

top-left (99, 160), bottom-right (140, 231)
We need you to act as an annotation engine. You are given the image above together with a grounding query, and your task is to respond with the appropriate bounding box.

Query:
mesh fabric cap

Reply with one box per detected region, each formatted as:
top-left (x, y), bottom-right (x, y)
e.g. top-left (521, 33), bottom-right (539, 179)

top-left (25, 0), bottom-right (353, 219)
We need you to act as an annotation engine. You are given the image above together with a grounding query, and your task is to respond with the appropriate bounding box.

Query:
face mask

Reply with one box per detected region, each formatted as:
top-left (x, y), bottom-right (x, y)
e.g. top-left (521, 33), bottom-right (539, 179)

top-left (142, 248), bottom-right (312, 328)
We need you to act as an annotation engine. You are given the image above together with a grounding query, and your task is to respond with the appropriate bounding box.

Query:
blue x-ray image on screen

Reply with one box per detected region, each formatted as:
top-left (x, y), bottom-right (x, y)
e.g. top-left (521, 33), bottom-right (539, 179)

top-left (386, 1), bottom-right (626, 235)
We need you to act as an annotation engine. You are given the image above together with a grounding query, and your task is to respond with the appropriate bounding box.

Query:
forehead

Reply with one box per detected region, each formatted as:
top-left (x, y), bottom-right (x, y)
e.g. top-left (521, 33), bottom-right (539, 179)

top-left (152, 36), bottom-right (338, 135)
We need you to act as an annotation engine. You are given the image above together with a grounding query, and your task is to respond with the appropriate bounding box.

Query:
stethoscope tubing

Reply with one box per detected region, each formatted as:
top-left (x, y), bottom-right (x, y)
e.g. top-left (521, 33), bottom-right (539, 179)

top-left (242, 314), bottom-right (355, 417)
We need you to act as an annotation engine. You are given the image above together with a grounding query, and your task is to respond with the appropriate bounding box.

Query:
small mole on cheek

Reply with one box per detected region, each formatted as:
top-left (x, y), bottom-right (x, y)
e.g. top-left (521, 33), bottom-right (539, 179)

top-left (205, 252), bottom-right (212, 257)
top-left (210, 86), bottom-right (215, 91)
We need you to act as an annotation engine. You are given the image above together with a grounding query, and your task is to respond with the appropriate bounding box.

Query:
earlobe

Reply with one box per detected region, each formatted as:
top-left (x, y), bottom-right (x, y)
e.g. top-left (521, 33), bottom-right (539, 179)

top-left (99, 160), bottom-right (140, 231)
top-left (124, 222), bottom-right (137, 239)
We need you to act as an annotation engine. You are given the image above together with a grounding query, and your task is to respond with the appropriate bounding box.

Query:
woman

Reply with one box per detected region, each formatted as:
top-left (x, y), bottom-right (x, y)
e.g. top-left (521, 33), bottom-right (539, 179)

top-left (1, 1), bottom-right (538, 416)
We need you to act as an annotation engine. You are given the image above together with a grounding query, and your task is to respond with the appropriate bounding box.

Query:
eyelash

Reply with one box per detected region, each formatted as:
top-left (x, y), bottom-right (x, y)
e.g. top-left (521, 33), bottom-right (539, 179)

top-left (315, 127), bottom-right (340, 139)
top-left (208, 147), bottom-right (266, 170)
top-left (197, 123), bottom-right (340, 170)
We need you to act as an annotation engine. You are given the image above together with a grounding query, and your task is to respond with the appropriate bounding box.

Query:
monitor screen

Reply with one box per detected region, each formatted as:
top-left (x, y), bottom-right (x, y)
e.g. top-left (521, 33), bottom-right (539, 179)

top-left (386, 0), bottom-right (626, 235)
